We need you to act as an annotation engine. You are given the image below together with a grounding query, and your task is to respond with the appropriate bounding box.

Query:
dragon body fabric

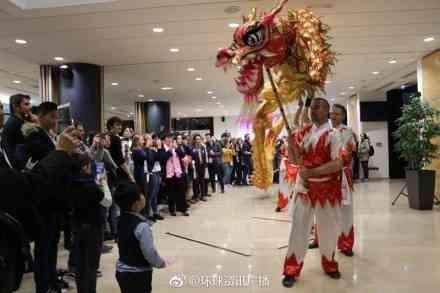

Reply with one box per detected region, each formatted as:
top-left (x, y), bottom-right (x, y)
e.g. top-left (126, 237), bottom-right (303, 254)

top-left (216, 0), bottom-right (336, 190)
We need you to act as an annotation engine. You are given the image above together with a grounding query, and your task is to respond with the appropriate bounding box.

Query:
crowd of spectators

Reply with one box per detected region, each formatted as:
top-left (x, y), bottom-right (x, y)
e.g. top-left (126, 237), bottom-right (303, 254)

top-left (0, 93), bottom-right (255, 293)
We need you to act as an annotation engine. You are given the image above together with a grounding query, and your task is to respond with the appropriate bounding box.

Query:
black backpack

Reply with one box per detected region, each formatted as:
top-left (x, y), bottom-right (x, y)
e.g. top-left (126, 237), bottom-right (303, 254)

top-left (369, 145), bottom-right (375, 157)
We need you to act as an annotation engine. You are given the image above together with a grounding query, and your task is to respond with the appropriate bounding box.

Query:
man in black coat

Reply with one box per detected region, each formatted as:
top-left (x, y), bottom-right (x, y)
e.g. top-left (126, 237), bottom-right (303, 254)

top-left (1, 94), bottom-right (32, 170)
top-left (241, 134), bottom-right (252, 185)
top-left (0, 127), bottom-right (80, 293)
top-left (205, 133), bottom-right (224, 193)
top-left (191, 134), bottom-right (208, 202)
top-left (22, 102), bottom-right (58, 169)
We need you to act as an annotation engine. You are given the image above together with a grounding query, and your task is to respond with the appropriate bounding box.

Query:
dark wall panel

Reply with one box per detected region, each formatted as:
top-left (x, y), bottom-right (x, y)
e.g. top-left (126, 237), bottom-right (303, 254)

top-left (386, 85), bottom-right (418, 179)
top-left (55, 63), bottom-right (102, 133)
top-left (144, 101), bottom-right (170, 134)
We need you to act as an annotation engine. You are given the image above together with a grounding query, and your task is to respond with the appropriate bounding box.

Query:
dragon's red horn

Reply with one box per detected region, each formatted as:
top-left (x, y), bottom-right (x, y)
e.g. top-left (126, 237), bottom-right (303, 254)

top-left (261, 0), bottom-right (288, 25)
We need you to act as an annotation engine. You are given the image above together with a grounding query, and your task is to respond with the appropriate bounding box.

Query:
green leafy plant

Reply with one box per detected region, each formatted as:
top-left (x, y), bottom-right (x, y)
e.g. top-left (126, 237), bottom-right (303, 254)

top-left (393, 95), bottom-right (440, 171)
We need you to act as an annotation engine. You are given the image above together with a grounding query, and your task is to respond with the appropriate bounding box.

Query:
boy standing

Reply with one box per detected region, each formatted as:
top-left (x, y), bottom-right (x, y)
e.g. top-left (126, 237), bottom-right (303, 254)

top-left (114, 183), bottom-right (167, 293)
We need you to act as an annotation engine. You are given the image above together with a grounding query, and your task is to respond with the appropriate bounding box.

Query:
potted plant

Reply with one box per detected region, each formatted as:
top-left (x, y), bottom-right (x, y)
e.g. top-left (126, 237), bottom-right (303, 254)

top-left (393, 94), bottom-right (440, 210)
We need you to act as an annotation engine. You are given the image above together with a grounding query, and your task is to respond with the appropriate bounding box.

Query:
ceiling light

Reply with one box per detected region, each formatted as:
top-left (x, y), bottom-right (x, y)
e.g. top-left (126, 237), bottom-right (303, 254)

top-left (54, 56), bottom-right (64, 61)
top-left (211, 96), bottom-right (217, 99)
top-left (111, 82), bottom-right (119, 86)
top-left (331, 98), bottom-right (335, 101)
top-left (325, 80), bottom-right (332, 84)
top-left (187, 67), bottom-right (195, 72)
top-left (12, 80), bottom-right (21, 84)
top-left (372, 71), bottom-right (380, 75)
top-left (424, 37), bottom-right (435, 42)
top-left (195, 77), bottom-right (203, 81)
top-left (15, 39), bottom-right (27, 44)
top-left (207, 91), bottom-right (214, 94)
top-left (169, 48), bottom-right (180, 53)
top-left (219, 105), bottom-right (225, 108)
top-left (138, 94), bottom-right (145, 98)
top-left (130, 112), bottom-right (134, 115)
top-left (388, 59), bottom-right (397, 64)
top-left (340, 92), bottom-right (346, 95)
top-left (152, 27), bottom-right (164, 33)
top-left (148, 99), bottom-right (154, 102)
top-left (195, 108), bottom-right (203, 112)
top-left (111, 106), bottom-right (116, 110)
top-left (228, 23), bottom-right (240, 28)
top-left (348, 86), bottom-right (355, 89)
top-left (60, 65), bottom-right (69, 69)
top-left (216, 102), bottom-right (221, 105)
top-left (161, 87), bottom-right (173, 90)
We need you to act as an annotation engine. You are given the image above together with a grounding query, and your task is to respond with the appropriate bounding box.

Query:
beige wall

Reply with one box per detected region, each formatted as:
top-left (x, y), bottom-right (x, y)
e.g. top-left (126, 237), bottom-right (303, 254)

top-left (419, 49), bottom-right (440, 197)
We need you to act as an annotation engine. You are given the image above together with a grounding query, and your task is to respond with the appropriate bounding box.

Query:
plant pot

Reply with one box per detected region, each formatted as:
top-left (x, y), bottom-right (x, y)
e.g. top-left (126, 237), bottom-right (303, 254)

top-left (406, 170), bottom-right (435, 210)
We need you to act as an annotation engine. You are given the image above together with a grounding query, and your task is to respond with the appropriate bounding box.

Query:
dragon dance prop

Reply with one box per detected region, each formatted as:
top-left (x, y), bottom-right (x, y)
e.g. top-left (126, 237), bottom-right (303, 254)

top-left (216, 0), bottom-right (336, 190)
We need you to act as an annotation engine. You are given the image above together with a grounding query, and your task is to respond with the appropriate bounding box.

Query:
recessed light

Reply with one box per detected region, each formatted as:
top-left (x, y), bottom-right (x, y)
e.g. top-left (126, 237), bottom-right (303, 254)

top-left (138, 94), bottom-right (145, 98)
top-left (216, 102), bottom-right (221, 105)
top-left (130, 112), bottom-right (134, 115)
top-left (219, 105), bottom-right (225, 108)
top-left (161, 87), bottom-right (173, 91)
top-left (152, 27), bottom-right (164, 33)
top-left (187, 67), bottom-right (195, 72)
top-left (169, 48), bottom-right (180, 53)
top-left (207, 91), bottom-right (214, 94)
top-left (340, 92), bottom-right (346, 95)
top-left (388, 59), bottom-right (397, 64)
top-left (372, 71), bottom-right (380, 75)
top-left (111, 106), bottom-right (116, 110)
top-left (331, 98), bottom-right (335, 101)
top-left (15, 39), bottom-right (27, 44)
top-left (348, 86), bottom-right (355, 89)
top-left (54, 57), bottom-right (64, 61)
top-left (60, 65), bottom-right (69, 69)
top-left (424, 37), bottom-right (435, 42)
top-left (112, 82), bottom-right (119, 86)
top-left (148, 99), bottom-right (154, 102)
top-left (211, 96), bottom-right (217, 99)
top-left (12, 80), bottom-right (21, 84)
top-left (325, 80), bottom-right (332, 84)
top-left (195, 77), bottom-right (203, 81)
top-left (228, 23), bottom-right (240, 28)
top-left (195, 108), bottom-right (203, 112)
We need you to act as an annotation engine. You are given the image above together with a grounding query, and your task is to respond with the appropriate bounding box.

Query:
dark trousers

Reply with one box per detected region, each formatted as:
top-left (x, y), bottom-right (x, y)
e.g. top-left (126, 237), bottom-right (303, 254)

top-left (116, 271), bottom-right (152, 293)
top-left (165, 176), bottom-right (187, 213)
top-left (74, 223), bottom-right (103, 293)
top-left (232, 160), bottom-right (242, 185)
top-left (192, 167), bottom-right (208, 199)
top-left (208, 163), bottom-right (224, 193)
top-left (242, 162), bottom-right (251, 185)
top-left (361, 161), bottom-right (369, 179)
top-left (148, 173), bottom-right (161, 215)
top-left (34, 213), bottom-right (59, 293)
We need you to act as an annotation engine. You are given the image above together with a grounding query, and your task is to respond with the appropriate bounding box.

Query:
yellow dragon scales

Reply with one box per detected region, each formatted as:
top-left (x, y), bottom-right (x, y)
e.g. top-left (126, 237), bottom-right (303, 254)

top-left (216, 0), bottom-right (336, 190)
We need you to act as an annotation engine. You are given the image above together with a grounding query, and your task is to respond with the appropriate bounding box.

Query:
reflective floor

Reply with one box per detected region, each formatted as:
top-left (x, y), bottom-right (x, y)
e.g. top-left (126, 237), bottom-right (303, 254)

top-left (18, 180), bottom-right (440, 292)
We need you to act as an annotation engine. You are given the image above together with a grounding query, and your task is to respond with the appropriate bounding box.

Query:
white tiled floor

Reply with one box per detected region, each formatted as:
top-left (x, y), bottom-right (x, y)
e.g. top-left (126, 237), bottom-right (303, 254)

top-left (18, 180), bottom-right (440, 292)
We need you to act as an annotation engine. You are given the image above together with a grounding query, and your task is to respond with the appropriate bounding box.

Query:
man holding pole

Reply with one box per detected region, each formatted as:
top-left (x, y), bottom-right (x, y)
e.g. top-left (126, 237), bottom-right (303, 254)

top-left (282, 97), bottom-right (343, 287)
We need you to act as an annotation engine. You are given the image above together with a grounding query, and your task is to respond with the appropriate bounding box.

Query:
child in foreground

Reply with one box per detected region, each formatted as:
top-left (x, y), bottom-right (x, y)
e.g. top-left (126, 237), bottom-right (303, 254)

top-left (114, 182), bottom-right (167, 293)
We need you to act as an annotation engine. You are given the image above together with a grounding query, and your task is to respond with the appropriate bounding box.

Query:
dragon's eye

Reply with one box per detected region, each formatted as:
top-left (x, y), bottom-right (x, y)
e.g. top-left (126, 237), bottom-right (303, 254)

top-left (244, 27), bottom-right (264, 47)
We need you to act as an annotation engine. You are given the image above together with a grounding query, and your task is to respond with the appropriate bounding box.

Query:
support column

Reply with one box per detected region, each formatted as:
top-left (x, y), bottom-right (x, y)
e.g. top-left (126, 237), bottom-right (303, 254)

top-left (42, 63), bottom-right (103, 132)
top-left (418, 49), bottom-right (440, 196)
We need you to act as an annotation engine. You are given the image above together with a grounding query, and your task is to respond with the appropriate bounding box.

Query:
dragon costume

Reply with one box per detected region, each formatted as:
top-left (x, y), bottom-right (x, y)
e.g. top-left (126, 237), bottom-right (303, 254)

top-left (216, 0), bottom-right (336, 190)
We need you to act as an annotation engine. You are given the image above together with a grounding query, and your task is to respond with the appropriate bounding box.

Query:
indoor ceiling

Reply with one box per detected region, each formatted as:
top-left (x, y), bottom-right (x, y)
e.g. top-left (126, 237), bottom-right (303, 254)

top-left (0, 0), bottom-right (439, 118)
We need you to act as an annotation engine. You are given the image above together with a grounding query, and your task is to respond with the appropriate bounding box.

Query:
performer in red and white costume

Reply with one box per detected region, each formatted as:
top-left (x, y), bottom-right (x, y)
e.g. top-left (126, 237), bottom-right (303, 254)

top-left (330, 104), bottom-right (356, 257)
top-left (276, 98), bottom-right (310, 212)
top-left (282, 98), bottom-right (343, 287)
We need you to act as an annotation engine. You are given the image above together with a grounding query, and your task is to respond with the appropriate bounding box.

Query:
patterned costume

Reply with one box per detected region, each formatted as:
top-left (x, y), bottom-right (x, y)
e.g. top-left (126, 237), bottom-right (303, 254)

top-left (336, 124), bottom-right (355, 253)
top-left (276, 148), bottom-right (298, 211)
top-left (283, 122), bottom-right (342, 278)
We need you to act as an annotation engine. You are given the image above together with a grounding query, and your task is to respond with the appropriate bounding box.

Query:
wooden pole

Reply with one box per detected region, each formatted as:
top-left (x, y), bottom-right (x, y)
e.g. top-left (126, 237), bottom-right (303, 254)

top-left (265, 66), bottom-right (292, 136)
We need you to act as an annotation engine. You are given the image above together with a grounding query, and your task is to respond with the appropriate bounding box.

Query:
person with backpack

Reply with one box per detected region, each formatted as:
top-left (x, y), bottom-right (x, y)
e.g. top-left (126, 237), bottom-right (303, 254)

top-left (358, 133), bottom-right (373, 182)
